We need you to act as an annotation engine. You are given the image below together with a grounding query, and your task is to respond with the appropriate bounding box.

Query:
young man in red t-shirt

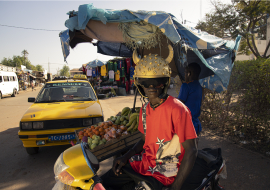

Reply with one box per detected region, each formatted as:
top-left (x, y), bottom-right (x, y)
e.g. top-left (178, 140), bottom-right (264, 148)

top-left (101, 47), bottom-right (197, 190)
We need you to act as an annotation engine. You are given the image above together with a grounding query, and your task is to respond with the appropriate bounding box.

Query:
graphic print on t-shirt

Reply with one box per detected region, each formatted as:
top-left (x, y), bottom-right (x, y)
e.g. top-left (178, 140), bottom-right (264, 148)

top-left (130, 134), bottom-right (181, 178)
top-left (154, 134), bottom-right (181, 177)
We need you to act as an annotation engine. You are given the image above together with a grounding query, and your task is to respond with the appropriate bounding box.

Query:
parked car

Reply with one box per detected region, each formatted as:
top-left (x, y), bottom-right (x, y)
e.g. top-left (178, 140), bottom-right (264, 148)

top-left (18, 75), bottom-right (105, 155)
top-left (0, 71), bottom-right (19, 99)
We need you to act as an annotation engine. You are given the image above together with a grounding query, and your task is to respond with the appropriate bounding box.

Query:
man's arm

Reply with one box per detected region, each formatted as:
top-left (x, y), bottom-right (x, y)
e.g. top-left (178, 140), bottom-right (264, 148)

top-left (113, 133), bottom-right (145, 175)
top-left (122, 133), bottom-right (145, 158)
top-left (169, 138), bottom-right (198, 190)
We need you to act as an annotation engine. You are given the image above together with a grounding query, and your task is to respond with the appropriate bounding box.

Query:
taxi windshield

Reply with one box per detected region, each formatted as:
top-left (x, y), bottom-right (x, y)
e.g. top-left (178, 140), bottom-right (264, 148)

top-left (35, 82), bottom-right (97, 103)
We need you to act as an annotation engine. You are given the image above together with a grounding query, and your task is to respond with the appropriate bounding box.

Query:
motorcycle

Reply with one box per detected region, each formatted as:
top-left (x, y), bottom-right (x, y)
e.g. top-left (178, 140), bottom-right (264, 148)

top-left (52, 141), bottom-right (227, 190)
top-left (52, 142), bottom-right (105, 190)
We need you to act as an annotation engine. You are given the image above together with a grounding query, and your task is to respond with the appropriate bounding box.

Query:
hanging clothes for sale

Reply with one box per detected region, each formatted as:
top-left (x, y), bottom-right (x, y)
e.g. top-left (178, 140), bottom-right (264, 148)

top-left (130, 78), bottom-right (134, 89)
top-left (121, 67), bottom-right (125, 77)
top-left (109, 70), bottom-right (114, 82)
top-left (118, 60), bottom-right (122, 76)
top-left (120, 76), bottom-right (125, 85)
top-left (114, 61), bottom-right (118, 72)
top-left (87, 67), bottom-right (92, 77)
top-left (125, 79), bottom-right (129, 93)
top-left (92, 68), bottom-right (96, 77)
top-left (125, 58), bottom-right (131, 74)
top-left (115, 70), bottom-right (120, 81)
top-left (108, 61), bottom-right (114, 71)
top-left (117, 60), bottom-right (121, 70)
top-left (130, 58), bottom-right (134, 67)
top-left (101, 65), bottom-right (107, 76)
top-left (129, 66), bottom-right (135, 78)
top-left (96, 67), bottom-right (100, 76)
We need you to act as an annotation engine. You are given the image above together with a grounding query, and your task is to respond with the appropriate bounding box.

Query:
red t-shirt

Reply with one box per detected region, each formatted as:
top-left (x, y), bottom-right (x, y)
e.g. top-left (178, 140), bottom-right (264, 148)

top-left (129, 96), bottom-right (197, 186)
top-left (125, 58), bottom-right (131, 74)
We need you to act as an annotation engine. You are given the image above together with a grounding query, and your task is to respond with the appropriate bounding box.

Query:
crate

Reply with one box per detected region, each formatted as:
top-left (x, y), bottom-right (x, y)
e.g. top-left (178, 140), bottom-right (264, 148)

top-left (75, 128), bottom-right (141, 162)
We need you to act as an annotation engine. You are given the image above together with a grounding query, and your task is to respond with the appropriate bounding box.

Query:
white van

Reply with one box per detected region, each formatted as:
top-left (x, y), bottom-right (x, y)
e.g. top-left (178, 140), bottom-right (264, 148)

top-left (0, 71), bottom-right (19, 99)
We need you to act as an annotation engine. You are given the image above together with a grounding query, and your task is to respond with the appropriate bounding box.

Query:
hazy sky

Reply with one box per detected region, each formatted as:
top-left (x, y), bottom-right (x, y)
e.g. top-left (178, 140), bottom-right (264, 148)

top-left (0, 0), bottom-right (232, 74)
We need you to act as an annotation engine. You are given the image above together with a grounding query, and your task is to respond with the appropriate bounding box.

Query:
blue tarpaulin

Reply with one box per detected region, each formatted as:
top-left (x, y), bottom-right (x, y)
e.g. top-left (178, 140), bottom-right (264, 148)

top-left (87, 59), bottom-right (106, 68)
top-left (60, 3), bottom-right (241, 93)
top-left (59, 30), bottom-right (70, 62)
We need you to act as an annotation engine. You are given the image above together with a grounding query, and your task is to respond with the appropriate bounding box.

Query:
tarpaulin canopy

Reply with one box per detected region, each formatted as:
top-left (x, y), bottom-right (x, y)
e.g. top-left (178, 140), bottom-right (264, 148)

top-left (86, 59), bottom-right (106, 68)
top-left (60, 3), bottom-right (241, 93)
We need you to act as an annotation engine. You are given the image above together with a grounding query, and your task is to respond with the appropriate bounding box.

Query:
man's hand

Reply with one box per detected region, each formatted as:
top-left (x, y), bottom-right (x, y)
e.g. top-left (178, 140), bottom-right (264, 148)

top-left (112, 133), bottom-right (145, 176)
top-left (112, 155), bottom-right (129, 176)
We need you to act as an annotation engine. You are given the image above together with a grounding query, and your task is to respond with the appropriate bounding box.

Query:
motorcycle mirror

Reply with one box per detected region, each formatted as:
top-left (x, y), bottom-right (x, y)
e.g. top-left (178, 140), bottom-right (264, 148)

top-left (82, 143), bottom-right (100, 174)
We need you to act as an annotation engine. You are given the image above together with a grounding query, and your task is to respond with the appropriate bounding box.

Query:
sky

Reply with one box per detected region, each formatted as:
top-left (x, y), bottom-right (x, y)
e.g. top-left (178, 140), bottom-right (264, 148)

top-left (0, 0), bottom-right (232, 75)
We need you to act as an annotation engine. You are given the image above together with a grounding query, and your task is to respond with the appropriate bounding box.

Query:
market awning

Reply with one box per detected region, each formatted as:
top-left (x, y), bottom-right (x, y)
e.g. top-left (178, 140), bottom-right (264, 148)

top-left (60, 3), bottom-right (242, 93)
top-left (86, 59), bottom-right (106, 68)
top-left (29, 74), bottom-right (36, 78)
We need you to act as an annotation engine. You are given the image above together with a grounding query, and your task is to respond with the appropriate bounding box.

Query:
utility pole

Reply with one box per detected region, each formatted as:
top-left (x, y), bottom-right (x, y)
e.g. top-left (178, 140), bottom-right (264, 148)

top-left (267, 15), bottom-right (270, 56)
top-left (48, 58), bottom-right (50, 73)
top-left (200, 0), bottom-right (202, 20)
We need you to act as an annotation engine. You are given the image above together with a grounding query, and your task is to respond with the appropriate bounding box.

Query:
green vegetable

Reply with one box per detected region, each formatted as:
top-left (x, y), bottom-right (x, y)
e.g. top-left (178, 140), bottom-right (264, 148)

top-left (92, 139), bottom-right (99, 144)
top-left (88, 137), bottom-right (92, 144)
top-left (92, 135), bottom-right (97, 140)
top-left (90, 144), bottom-right (97, 150)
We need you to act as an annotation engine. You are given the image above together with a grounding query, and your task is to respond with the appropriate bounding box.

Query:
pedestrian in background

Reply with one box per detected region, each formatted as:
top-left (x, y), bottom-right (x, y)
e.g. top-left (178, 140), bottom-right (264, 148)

top-left (31, 81), bottom-right (36, 91)
top-left (178, 62), bottom-right (203, 138)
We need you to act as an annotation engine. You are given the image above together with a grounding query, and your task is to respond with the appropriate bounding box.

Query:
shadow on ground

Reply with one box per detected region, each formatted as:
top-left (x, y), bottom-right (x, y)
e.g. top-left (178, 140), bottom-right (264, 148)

top-left (199, 131), bottom-right (270, 190)
top-left (0, 127), bottom-right (71, 190)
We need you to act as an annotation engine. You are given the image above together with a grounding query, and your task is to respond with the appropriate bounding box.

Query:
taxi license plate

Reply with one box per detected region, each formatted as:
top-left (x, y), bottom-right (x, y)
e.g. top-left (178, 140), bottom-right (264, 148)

top-left (48, 134), bottom-right (75, 141)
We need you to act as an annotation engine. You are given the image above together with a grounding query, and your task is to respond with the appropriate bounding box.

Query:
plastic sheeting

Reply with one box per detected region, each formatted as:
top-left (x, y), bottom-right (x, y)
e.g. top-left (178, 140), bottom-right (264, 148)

top-left (60, 3), bottom-right (242, 93)
top-left (87, 59), bottom-right (106, 68)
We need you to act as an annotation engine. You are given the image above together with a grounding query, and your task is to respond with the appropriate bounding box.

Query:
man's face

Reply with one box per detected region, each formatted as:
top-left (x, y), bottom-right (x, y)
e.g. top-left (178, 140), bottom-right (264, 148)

top-left (137, 78), bottom-right (166, 99)
top-left (185, 67), bottom-right (192, 83)
top-left (142, 85), bottom-right (163, 99)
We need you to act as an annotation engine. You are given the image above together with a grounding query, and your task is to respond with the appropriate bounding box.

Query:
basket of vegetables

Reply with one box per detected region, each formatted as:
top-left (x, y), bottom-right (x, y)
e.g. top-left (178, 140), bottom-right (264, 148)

top-left (74, 106), bottom-right (142, 161)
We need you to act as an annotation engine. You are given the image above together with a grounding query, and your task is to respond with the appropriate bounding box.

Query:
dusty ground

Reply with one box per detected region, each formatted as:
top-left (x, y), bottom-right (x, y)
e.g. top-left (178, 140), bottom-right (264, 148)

top-left (0, 85), bottom-right (269, 190)
top-left (97, 86), bottom-right (270, 190)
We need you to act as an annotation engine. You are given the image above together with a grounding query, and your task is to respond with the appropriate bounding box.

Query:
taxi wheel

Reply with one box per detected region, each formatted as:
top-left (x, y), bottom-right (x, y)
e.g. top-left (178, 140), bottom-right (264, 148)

top-left (26, 147), bottom-right (39, 155)
top-left (11, 89), bottom-right (17, 97)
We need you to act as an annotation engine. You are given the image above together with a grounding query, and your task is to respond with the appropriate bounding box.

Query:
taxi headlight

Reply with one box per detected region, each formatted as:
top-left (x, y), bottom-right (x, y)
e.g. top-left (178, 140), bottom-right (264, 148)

top-left (83, 118), bottom-right (92, 126)
top-left (33, 122), bottom-right (44, 129)
top-left (54, 153), bottom-right (74, 185)
top-left (21, 122), bottom-right (32, 130)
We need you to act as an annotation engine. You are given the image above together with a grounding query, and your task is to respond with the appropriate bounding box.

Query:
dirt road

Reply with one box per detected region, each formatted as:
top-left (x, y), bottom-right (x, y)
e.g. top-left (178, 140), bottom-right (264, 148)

top-left (0, 88), bottom-right (269, 190)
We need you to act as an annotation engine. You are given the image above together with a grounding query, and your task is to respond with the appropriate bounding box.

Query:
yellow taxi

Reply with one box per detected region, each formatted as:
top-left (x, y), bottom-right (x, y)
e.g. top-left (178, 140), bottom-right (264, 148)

top-left (18, 75), bottom-right (104, 155)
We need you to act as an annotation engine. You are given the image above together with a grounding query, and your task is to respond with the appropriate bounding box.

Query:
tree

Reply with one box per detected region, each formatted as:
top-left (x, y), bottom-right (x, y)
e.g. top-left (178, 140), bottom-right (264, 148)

top-left (1, 57), bottom-right (13, 67)
top-left (195, 0), bottom-right (270, 58)
top-left (21, 49), bottom-right (29, 65)
top-left (234, 0), bottom-right (270, 58)
top-left (1, 50), bottom-right (37, 70)
top-left (35, 65), bottom-right (44, 72)
top-left (60, 65), bottom-right (70, 77)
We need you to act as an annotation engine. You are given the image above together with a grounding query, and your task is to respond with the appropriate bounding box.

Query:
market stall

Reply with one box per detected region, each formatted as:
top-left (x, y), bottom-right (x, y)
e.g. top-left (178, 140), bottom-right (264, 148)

top-left (59, 3), bottom-right (241, 159)
top-left (81, 57), bottom-right (136, 96)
